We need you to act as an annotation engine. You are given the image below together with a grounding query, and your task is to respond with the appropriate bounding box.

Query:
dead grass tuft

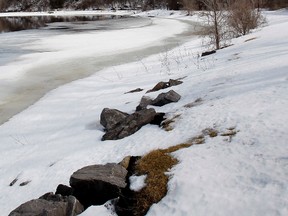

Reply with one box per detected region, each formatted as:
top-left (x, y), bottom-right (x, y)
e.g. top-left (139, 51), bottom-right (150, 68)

top-left (221, 128), bottom-right (238, 137)
top-left (187, 134), bottom-right (205, 145)
top-left (202, 128), bottom-right (218, 138)
top-left (161, 114), bottom-right (181, 131)
top-left (164, 143), bottom-right (192, 153)
top-left (184, 98), bottom-right (203, 108)
top-left (221, 127), bottom-right (239, 142)
top-left (133, 143), bottom-right (192, 215)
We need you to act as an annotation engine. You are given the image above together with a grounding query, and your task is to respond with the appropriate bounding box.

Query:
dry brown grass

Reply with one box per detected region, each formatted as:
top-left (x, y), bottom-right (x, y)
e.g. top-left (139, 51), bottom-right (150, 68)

top-left (130, 125), bottom-right (239, 215)
top-left (164, 143), bottom-right (192, 153)
top-left (202, 128), bottom-right (219, 138)
top-left (161, 114), bottom-right (181, 131)
top-left (133, 143), bottom-right (192, 215)
top-left (184, 98), bottom-right (203, 108)
top-left (187, 134), bottom-right (205, 145)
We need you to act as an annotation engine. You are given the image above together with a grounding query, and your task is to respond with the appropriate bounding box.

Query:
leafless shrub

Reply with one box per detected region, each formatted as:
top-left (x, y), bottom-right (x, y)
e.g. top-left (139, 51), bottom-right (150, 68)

top-left (228, 0), bottom-right (266, 37)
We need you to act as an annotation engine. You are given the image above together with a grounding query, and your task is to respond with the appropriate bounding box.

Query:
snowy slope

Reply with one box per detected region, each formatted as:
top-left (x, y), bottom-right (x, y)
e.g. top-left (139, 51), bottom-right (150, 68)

top-left (0, 9), bottom-right (288, 216)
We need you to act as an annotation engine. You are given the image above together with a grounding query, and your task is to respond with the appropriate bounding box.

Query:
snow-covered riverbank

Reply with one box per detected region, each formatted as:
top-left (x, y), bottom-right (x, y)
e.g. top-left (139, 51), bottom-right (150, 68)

top-left (0, 9), bottom-right (288, 216)
top-left (0, 10), bottom-right (197, 125)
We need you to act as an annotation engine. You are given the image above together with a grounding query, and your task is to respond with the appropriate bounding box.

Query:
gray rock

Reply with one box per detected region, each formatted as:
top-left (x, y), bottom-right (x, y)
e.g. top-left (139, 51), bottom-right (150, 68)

top-left (168, 79), bottom-right (183, 86)
top-left (70, 163), bottom-right (128, 208)
top-left (102, 108), bottom-right (157, 141)
top-left (136, 96), bottom-right (153, 111)
top-left (100, 108), bottom-right (129, 131)
top-left (119, 156), bottom-right (131, 170)
top-left (9, 193), bottom-right (83, 216)
top-left (151, 90), bottom-right (181, 106)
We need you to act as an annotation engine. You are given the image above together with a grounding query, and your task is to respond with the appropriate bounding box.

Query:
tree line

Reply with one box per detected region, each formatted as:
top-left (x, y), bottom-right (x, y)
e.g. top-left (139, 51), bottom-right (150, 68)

top-left (192, 0), bottom-right (269, 50)
top-left (182, 0), bottom-right (288, 10)
top-left (0, 0), bottom-right (287, 12)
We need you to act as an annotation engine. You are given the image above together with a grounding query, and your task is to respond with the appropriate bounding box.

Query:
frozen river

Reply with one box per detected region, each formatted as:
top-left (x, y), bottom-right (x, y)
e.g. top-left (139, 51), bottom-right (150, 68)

top-left (0, 14), bottom-right (134, 65)
top-left (0, 11), bottom-right (198, 125)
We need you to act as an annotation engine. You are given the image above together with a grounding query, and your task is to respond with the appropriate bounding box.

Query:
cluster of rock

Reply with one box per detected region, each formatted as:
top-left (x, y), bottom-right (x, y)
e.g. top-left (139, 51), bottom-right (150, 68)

top-left (9, 158), bottom-right (143, 216)
top-left (101, 79), bottom-right (182, 140)
top-left (9, 163), bottom-right (128, 216)
top-left (9, 79), bottom-right (183, 216)
top-left (101, 108), bottom-right (158, 140)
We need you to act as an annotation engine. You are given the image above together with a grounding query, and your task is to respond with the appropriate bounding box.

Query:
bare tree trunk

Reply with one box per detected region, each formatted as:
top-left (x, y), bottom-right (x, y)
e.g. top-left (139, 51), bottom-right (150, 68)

top-left (200, 0), bottom-right (228, 49)
top-left (213, 8), bottom-right (220, 49)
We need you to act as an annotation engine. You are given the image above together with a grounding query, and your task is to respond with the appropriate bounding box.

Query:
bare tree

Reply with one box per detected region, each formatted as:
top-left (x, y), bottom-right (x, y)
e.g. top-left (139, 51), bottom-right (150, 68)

top-left (199, 0), bottom-right (230, 50)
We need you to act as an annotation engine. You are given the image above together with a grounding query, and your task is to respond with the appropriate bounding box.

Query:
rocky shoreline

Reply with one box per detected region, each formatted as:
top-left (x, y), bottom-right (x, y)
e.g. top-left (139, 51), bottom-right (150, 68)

top-left (9, 79), bottom-right (184, 216)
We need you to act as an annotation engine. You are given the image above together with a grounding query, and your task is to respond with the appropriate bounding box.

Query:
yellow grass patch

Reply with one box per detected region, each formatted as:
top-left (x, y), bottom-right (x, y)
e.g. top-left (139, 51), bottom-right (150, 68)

top-left (133, 143), bottom-right (192, 215)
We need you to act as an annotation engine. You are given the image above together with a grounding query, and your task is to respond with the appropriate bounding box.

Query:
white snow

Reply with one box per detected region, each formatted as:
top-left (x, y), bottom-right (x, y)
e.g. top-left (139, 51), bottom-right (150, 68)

top-left (129, 175), bottom-right (147, 192)
top-left (0, 9), bottom-right (288, 216)
top-left (0, 10), bottom-right (190, 125)
top-left (0, 14), bottom-right (187, 80)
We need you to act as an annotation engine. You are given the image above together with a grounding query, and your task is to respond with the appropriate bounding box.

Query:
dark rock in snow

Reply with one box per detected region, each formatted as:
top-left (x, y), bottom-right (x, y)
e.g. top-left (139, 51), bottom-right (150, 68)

top-left (136, 96), bottom-right (153, 111)
top-left (125, 88), bottom-right (144, 94)
top-left (201, 50), bottom-right (216, 57)
top-left (70, 163), bottom-right (128, 208)
top-left (150, 112), bottom-right (166, 126)
top-left (147, 79), bottom-right (183, 93)
top-left (9, 193), bottom-right (83, 216)
top-left (115, 156), bottom-right (141, 216)
top-left (19, 180), bottom-right (31, 186)
top-left (102, 108), bottom-right (157, 140)
top-left (56, 184), bottom-right (74, 197)
top-left (100, 108), bottom-right (129, 131)
top-left (147, 81), bottom-right (170, 93)
top-left (151, 90), bottom-right (181, 106)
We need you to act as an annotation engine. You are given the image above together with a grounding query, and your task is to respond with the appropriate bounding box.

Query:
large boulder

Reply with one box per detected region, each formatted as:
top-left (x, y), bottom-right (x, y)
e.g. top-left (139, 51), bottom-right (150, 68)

top-left (151, 90), bottom-right (181, 106)
top-left (102, 108), bottom-right (157, 140)
top-left (70, 163), bottom-right (128, 208)
top-left (9, 193), bottom-right (83, 216)
top-left (100, 108), bottom-right (129, 131)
